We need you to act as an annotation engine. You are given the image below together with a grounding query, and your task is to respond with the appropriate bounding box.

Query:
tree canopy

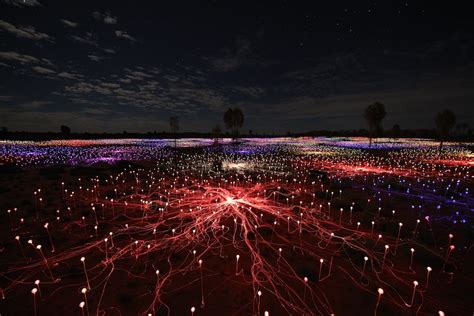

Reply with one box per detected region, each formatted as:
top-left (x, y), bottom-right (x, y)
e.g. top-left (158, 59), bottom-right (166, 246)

top-left (223, 108), bottom-right (244, 135)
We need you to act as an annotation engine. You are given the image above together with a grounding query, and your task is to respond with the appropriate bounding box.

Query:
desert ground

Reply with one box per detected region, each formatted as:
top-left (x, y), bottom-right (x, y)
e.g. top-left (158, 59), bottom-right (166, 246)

top-left (0, 137), bottom-right (472, 316)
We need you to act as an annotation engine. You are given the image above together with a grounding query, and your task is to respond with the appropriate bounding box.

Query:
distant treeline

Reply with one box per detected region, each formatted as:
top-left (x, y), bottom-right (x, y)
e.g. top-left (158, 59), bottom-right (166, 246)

top-left (300, 128), bottom-right (473, 141)
top-left (0, 129), bottom-right (473, 141)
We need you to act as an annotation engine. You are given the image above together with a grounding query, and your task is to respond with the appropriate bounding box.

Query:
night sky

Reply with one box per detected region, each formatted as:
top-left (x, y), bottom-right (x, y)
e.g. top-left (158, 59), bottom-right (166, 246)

top-left (1, 0), bottom-right (473, 133)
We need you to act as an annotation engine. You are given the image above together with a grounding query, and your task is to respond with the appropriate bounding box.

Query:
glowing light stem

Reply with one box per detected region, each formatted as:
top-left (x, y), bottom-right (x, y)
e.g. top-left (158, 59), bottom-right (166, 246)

top-left (442, 245), bottom-right (455, 271)
top-left (382, 245), bottom-right (389, 269)
top-left (374, 288), bottom-right (383, 316)
top-left (394, 223), bottom-right (403, 255)
top-left (34, 280), bottom-right (42, 298)
top-left (235, 254), bottom-right (240, 275)
top-left (44, 223), bottom-right (55, 252)
top-left (413, 219), bottom-right (420, 238)
top-left (361, 256), bottom-right (368, 281)
top-left (31, 288), bottom-right (38, 316)
top-left (109, 232), bottom-right (114, 248)
top-left (79, 302), bottom-right (86, 316)
top-left (426, 267), bottom-right (432, 289)
top-left (92, 206), bottom-right (98, 226)
top-left (409, 281), bottom-right (418, 307)
top-left (303, 277), bottom-right (308, 301)
top-left (15, 236), bottom-right (28, 262)
top-left (104, 238), bottom-right (108, 261)
top-left (81, 257), bottom-right (91, 290)
top-left (37, 245), bottom-right (54, 281)
top-left (257, 290), bottom-right (262, 316)
top-left (318, 259), bottom-right (324, 281)
top-left (373, 234), bottom-right (381, 249)
top-left (81, 288), bottom-right (90, 316)
top-left (199, 259), bottom-right (205, 308)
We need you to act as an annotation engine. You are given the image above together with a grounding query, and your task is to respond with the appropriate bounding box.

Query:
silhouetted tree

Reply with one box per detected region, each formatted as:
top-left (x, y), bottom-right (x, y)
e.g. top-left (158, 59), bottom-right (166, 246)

top-left (223, 108), bottom-right (244, 141)
top-left (364, 102), bottom-right (386, 147)
top-left (169, 116), bottom-right (179, 147)
top-left (392, 124), bottom-right (401, 139)
top-left (435, 110), bottom-right (456, 151)
top-left (211, 124), bottom-right (222, 144)
top-left (60, 125), bottom-right (71, 134)
top-left (1, 126), bottom-right (7, 133)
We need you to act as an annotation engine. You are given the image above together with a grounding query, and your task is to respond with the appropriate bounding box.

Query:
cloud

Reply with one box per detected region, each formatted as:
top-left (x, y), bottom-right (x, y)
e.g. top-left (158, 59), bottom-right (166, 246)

top-left (1, 0), bottom-right (41, 7)
top-left (56, 65), bottom-right (228, 114)
top-left (0, 19), bottom-right (52, 41)
top-left (71, 33), bottom-right (98, 46)
top-left (0, 51), bottom-right (55, 77)
top-left (92, 11), bottom-right (117, 25)
top-left (20, 100), bottom-right (52, 109)
top-left (103, 14), bottom-right (117, 25)
top-left (0, 95), bottom-right (14, 101)
top-left (57, 72), bottom-right (82, 80)
top-left (203, 38), bottom-right (252, 72)
top-left (32, 66), bottom-right (55, 74)
top-left (100, 83), bottom-right (120, 89)
top-left (124, 69), bottom-right (153, 81)
top-left (87, 54), bottom-right (104, 62)
top-left (0, 51), bottom-right (39, 64)
top-left (60, 19), bottom-right (79, 27)
top-left (231, 86), bottom-right (266, 98)
top-left (115, 30), bottom-right (137, 42)
top-left (169, 87), bottom-right (228, 110)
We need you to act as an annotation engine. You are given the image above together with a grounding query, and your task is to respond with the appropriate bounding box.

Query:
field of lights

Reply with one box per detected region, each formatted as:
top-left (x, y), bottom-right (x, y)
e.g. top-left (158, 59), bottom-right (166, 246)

top-left (0, 137), bottom-right (472, 316)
